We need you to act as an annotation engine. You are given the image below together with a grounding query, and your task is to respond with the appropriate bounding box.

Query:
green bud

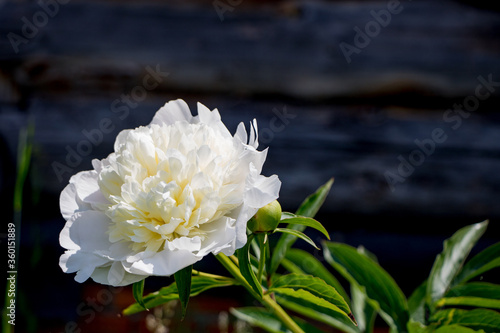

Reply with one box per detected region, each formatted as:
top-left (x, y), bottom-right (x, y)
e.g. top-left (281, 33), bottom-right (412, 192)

top-left (247, 200), bottom-right (282, 233)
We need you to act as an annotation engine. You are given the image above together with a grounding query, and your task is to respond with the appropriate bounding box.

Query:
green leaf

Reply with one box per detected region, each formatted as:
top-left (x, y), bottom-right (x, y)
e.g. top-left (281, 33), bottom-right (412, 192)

top-left (277, 296), bottom-right (359, 333)
top-left (279, 215), bottom-right (330, 240)
top-left (357, 245), bottom-right (379, 264)
top-left (230, 307), bottom-right (325, 333)
top-left (123, 276), bottom-right (236, 315)
top-left (351, 284), bottom-right (377, 333)
top-left (453, 242), bottom-right (500, 286)
top-left (237, 234), bottom-right (263, 298)
top-left (446, 282), bottom-right (500, 299)
top-left (269, 273), bottom-right (351, 317)
top-left (427, 221), bottom-right (489, 307)
top-left (434, 324), bottom-right (486, 333)
top-left (271, 287), bottom-right (356, 324)
top-left (230, 307), bottom-right (288, 333)
top-left (283, 248), bottom-right (349, 301)
top-left (409, 281), bottom-right (428, 323)
top-left (274, 228), bottom-right (319, 250)
top-left (269, 178), bottom-right (333, 275)
top-left (324, 242), bottom-right (409, 332)
top-left (296, 178), bottom-right (334, 218)
top-left (14, 123), bottom-right (34, 213)
top-left (407, 320), bottom-right (431, 333)
top-left (430, 309), bottom-right (500, 333)
top-left (436, 297), bottom-right (500, 310)
top-left (132, 279), bottom-right (147, 311)
top-left (174, 265), bottom-right (193, 319)
top-left (3, 124), bottom-right (34, 333)
top-left (215, 253), bottom-right (261, 300)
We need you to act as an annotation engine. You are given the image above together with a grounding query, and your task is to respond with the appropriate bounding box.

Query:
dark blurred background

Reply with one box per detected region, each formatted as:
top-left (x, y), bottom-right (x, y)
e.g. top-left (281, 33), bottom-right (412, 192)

top-left (1, 0), bottom-right (499, 332)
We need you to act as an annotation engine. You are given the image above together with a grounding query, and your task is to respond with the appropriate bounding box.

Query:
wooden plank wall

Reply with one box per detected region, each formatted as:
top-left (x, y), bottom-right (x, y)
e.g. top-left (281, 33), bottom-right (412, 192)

top-left (1, 0), bottom-right (499, 229)
top-left (1, 1), bottom-right (500, 331)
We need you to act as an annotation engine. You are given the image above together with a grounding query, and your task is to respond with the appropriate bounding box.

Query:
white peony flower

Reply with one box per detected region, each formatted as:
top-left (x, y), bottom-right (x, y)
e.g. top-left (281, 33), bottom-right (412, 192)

top-left (59, 99), bottom-right (281, 286)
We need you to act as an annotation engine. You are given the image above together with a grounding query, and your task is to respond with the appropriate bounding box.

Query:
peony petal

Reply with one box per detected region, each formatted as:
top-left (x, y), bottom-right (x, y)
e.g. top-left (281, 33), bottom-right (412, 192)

top-left (197, 102), bottom-right (219, 124)
top-left (59, 218), bottom-right (78, 250)
top-left (197, 103), bottom-right (232, 138)
top-left (91, 265), bottom-right (146, 286)
top-left (248, 119), bottom-right (259, 148)
top-left (107, 261), bottom-right (125, 286)
top-left (70, 170), bottom-right (108, 207)
top-left (234, 122), bottom-right (248, 144)
top-left (198, 217), bottom-right (236, 256)
top-left (114, 129), bottom-right (133, 152)
top-left (60, 182), bottom-right (91, 220)
top-left (150, 99), bottom-right (194, 126)
top-left (107, 242), bottom-right (134, 261)
top-left (64, 211), bottom-right (113, 252)
top-left (244, 165), bottom-right (281, 208)
top-left (129, 249), bottom-right (201, 276)
top-left (166, 236), bottom-right (202, 252)
top-left (232, 205), bottom-right (259, 251)
top-left (59, 250), bottom-right (109, 283)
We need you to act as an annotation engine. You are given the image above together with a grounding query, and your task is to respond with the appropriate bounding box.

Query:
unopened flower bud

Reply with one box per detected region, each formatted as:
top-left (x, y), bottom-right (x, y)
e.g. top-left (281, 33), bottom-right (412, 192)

top-left (248, 200), bottom-right (282, 233)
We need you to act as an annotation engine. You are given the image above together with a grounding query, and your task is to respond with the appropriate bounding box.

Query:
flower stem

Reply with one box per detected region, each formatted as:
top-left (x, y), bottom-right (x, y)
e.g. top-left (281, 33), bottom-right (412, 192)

top-left (256, 234), bottom-right (267, 283)
top-left (191, 270), bottom-right (233, 281)
top-left (262, 294), bottom-right (305, 333)
top-left (215, 253), bottom-right (261, 300)
top-left (216, 253), bottom-right (304, 333)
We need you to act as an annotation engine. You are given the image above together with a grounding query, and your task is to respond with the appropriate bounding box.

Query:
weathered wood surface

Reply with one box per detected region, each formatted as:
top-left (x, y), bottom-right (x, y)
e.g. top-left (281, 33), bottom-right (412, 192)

top-left (0, 0), bottom-right (499, 231)
top-left (1, 2), bottom-right (499, 331)
top-left (1, 96), bottom-right (500, 226)
top-left (0, 0), bottom-right (499, 101)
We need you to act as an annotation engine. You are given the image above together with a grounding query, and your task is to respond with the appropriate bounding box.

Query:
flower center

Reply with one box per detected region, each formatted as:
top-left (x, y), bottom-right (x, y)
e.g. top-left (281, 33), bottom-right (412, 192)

top-left (97, 122), bottom-right (243, 253)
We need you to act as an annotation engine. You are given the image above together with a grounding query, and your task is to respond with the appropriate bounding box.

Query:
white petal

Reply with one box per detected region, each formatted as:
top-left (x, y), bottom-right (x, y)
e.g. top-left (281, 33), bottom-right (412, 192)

top-left (108, 242), bottom-right (134, 261)
top-left (197, 103), bottom-right (231, 138)
top-left (166, 236), bottom-right (202, 252)
top-left (233, 205), bottom-right (259, 250)
top-left (198, 217), bottom-right (236, 256)
top-left (114, 129), bottom-right (132, 152)
top-left (248, 119), bottom-right (259, 148)
top-left (234, 122), bottom-right (248, 144)
top-left (107, 261), bottom-right (125, 286)
top-left (91, 265), bottom-right (146, 286)
top-left (70, 170), bottom-right (108, 207)
top-left (59, 250), bottom-right (109, 283)
top-left (59, 217), bottom-right (78, 250)
top-left (63, 211), bottom-right (113, 252)
top-left (92, 158), bottom-right (103, 173)
top-left (245, 166), bottom-right (281, 208)
top-left (129, 249), bottom-right (201, 276)
top-left (150, 99), bottom-right (194, 126)
top-left (237, 147), bottom-right (268, 175)
top-left (197, 102), bottom-right (219, 124)
top-left (60, 183), bottom-right (91, 220)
